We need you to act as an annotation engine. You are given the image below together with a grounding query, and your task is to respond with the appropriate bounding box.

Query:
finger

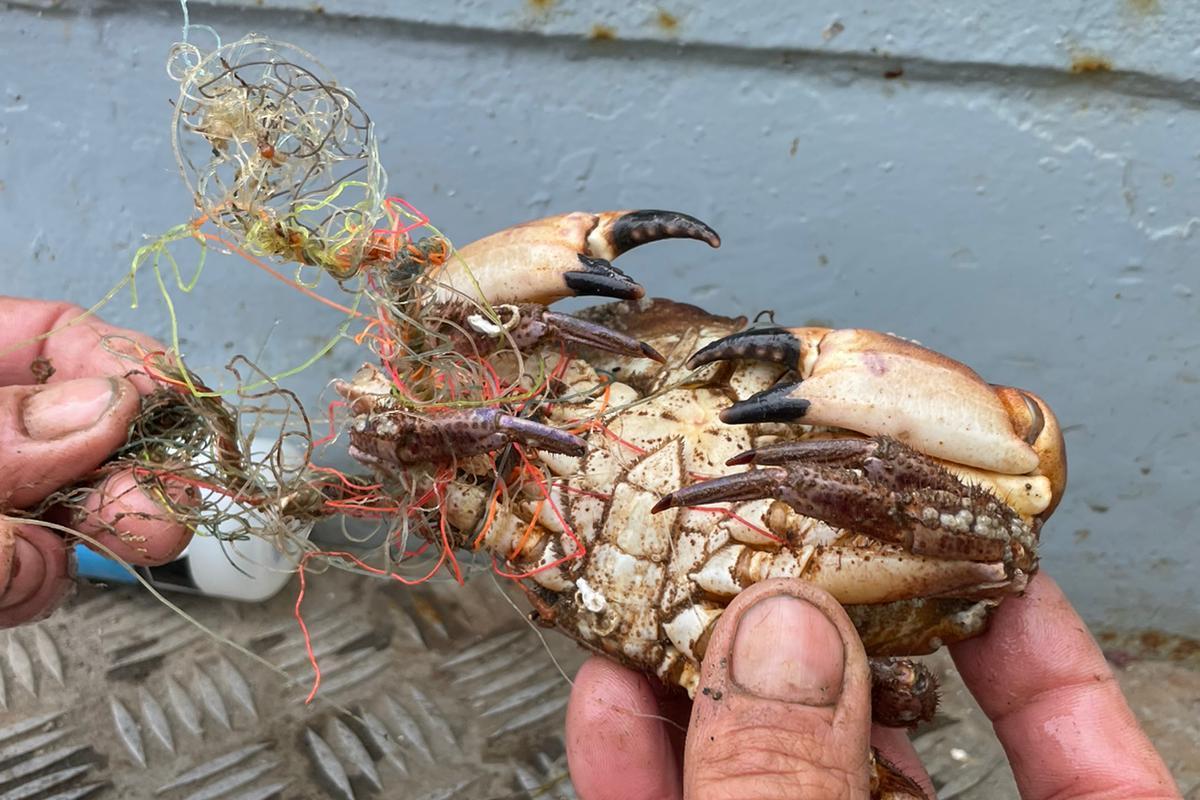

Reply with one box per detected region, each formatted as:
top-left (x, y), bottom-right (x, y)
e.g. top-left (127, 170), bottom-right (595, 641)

top-left (0, 522), bottom-right (75, 628)
top-left (871, 726), bottom-right (936, 799)
top-left (0, 297), bottom-right (166, 394)
top-left (74, 469), bottom-right (195, 566)
top-left (685, 579), bottom-right (873, 799)
top-left (950, 573), bottom-right (1178, 800)
top-left (566, 656), bottom-right (683, 800)
top-left (0, 377), bottom-right (141, 508)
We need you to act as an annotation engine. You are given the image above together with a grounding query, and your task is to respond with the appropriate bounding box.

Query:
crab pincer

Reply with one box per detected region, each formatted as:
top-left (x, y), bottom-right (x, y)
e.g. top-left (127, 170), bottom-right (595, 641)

top-left (347, 406), bottom-right (586, 467)
top-left (427, 210), bottom-right (721, 307)
top-left (688, 325), bottom-right (1061, 480)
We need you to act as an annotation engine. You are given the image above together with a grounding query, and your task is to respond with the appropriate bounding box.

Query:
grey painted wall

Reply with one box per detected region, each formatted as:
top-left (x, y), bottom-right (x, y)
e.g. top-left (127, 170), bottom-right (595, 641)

top-left (2, 1), bottom-right (1196, 635)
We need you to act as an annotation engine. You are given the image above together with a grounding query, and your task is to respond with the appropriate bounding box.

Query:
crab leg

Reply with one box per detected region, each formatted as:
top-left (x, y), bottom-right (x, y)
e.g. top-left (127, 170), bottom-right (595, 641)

top-left (653, 437), bottom-right (1035, 568)
top-left (455, 304), bottom-right (666, 362)
top-left (870, 661), bottom-right (939, 796)
top-left (347, 407), bottom-right (586, 467)
top-left (427, 210), bottom-right (720, 307)
top-left (727, 437), bottom-right (967, 494)
top-left (537, 310), bottom-right (667, 362)
top-left (689, 326), bottom-right (1046, 475)
top-left (869, 658), bottom-right (938, 728)
top-left (871, 752), bottom-right (930, 800)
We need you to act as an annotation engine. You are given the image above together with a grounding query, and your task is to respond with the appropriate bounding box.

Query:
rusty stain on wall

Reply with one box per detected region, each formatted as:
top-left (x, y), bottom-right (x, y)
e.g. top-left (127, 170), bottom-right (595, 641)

top-left (1126, 0), bottom-right (1161, 15)
top-left (588, 23), bottom-right (617, 41)
top-left (1069, 53), bottom-right (1114, 74)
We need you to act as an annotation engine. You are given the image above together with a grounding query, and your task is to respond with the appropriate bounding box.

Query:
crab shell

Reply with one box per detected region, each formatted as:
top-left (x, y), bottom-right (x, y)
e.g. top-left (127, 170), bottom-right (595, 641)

top-left (381, 297), bottom-right (1066, 696)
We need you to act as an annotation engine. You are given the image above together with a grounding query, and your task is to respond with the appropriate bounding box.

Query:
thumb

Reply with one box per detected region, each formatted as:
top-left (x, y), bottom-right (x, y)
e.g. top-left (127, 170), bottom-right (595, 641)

top-left (0, 377), bottom-right (140, 508)
top-left (684, 579), bottom-right (872, 800)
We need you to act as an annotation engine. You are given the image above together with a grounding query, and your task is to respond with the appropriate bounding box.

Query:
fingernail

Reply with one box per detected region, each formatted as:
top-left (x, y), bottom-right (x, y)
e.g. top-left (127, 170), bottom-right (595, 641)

top-left (0, 536), bottom-right (44, 610)
top-left (730, 594), bottom-right (846, 704)
top-left (22, 378), bottom-right (119, 440)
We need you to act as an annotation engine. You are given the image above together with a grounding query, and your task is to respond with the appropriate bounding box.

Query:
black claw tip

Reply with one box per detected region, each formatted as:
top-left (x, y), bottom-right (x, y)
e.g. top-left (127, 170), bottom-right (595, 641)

top-left (726, 449), bottom-right (757, 466)
top-left (640, 342), bottom-right (667, 363)
top-left (608, 210), bottom-right (721, 255)
top-left (720, 381), bottom-right (810, 425)
top-left (651, 495), bottom-right (678, 514)
top-left (565, 254), bottom-right (645, 300)
top-left (687, 327), bottom-right (804, 371)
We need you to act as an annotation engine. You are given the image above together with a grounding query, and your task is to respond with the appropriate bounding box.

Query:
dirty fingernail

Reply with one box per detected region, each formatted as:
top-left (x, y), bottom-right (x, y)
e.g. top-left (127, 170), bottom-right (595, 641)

top-left (0, 535), bottom-right (45, 610)
top-left (22, 378), bottom-right (119, 440)
top-left (730, 594), bottom-right (846, 704)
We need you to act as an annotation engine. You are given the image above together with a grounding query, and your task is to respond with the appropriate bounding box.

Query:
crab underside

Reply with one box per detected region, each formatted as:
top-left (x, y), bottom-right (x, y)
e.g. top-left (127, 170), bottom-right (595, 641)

top-left (338, 210), bottom-right (1067, 799)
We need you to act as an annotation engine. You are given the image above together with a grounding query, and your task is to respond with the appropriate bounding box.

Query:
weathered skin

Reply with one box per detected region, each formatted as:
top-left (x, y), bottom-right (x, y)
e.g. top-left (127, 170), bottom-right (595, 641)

top-left (341, 211), bottom-right (1067, 799)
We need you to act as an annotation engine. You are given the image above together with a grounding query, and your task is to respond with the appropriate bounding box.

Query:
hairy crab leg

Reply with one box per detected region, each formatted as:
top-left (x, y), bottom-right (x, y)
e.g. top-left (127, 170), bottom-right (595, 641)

top-left (869, 658), bottom-right (938, 728)
top-left (727, 437), bottom-right (967, 494)
top-left (346, 406), bottom-right (586, 466)
top-left (427, 210), bottom-right (720, 307)
top-left (653, 437), bottom-right (1036, 568)
top-left (871, 751), bottom-right (930, 800)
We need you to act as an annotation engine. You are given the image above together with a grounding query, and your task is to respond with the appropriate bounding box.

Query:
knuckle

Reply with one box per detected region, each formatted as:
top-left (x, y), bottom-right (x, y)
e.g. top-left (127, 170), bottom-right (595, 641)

top-left (49, 303), bottom-right (92, 328)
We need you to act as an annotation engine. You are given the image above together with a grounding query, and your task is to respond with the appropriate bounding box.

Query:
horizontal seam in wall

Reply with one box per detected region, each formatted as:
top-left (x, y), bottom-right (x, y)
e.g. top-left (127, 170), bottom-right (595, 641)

top-left (10, 0), bottom-right (1200, 109)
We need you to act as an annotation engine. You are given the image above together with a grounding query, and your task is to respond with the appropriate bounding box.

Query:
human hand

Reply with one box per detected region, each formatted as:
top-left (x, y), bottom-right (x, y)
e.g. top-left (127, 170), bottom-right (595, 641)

top-left (566, 574), bottom-right (1180, 799)
top-left (0, 297), bottom-right (194, 627)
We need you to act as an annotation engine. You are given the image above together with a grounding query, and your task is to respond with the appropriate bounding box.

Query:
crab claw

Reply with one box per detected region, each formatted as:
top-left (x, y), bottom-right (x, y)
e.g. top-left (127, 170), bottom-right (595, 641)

top-left (687, 326), bottom-right (803, 372)
top-left (348, 407), bottom-right (586, 467)
top-left (690, 326), bottom-right (1047, 476)
top-left (429, 210), bottom-right (720, 308)
top-left (720, 380), bottom-right (811, 425)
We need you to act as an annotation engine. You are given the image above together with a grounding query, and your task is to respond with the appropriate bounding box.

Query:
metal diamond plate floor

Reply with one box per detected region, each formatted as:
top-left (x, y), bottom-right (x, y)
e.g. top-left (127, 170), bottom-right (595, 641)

top-left (0, 565), bottom-right (583, 800)
top-left (2, 566), bottom-right (1195, 799)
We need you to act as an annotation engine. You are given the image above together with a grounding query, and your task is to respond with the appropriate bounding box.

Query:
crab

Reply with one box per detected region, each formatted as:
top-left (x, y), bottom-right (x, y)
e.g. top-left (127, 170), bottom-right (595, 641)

top-left (336, 210), bottom-right (1067, 799)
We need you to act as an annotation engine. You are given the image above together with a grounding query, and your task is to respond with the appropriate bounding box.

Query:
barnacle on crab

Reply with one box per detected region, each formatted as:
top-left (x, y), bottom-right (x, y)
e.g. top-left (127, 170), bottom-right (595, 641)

top-left (340, 210), bottom-right (1067, 799)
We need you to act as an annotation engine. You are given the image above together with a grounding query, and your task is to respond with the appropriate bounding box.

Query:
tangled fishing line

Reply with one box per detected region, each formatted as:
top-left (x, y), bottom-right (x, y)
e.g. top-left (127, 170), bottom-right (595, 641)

top-left (170, 35), bottom-right (385, 279)
top-left (13, 31), bottom-right (622, 703)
